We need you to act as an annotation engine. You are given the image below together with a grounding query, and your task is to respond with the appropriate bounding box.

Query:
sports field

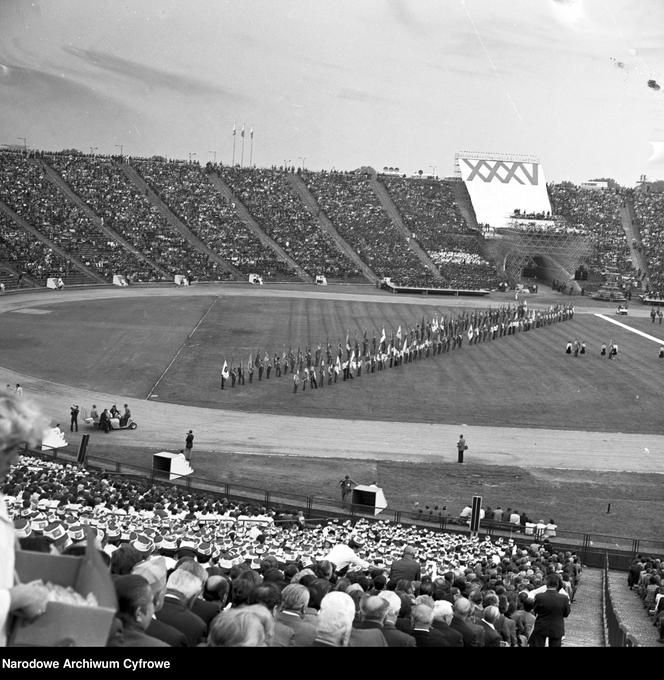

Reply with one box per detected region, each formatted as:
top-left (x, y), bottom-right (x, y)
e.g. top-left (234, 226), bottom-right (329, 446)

top-left (1, 284), bottom-right (663, 541)
top-left (2, 289), bottom-right (663, 433)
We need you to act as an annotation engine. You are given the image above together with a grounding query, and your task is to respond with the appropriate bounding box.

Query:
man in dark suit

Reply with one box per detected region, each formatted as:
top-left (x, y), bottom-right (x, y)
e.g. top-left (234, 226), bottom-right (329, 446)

top-left (274, 584), bottom-right (317, 646)
top-left (389, 545), bottom-right (421, 583)
top-left (431, 600), bottom-right (463, 647)
top-left (377, 591), bottom-right (416, 647)
top-left (450, 597), bottom-right (485, 647)
top-left (410, 603), bottom-right (449, 647)
top-left (350, 595), bottom-right (389, 647)
top-left (155, 569), bottom-right (208, 647)
top-left (479, 605), bottom-right (504, 647)
top-left (528, 573), bottom-right (571, 647)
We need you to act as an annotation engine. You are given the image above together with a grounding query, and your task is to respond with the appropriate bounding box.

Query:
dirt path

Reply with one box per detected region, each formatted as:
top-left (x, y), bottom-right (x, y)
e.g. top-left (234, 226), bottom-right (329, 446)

top-left (1, 284), bottom-right (660, 473)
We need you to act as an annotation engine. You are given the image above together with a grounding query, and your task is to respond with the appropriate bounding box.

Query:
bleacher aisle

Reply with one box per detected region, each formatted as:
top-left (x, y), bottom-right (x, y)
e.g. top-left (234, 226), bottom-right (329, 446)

top-left (563, 567), bottom-right (604, 647)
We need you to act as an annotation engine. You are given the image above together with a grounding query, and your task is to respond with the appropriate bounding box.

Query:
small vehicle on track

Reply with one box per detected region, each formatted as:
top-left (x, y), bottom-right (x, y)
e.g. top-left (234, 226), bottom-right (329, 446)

top-left (84, 416), bottom-right (138, 431)
top-left (616, 305), bottom-right (629, 315)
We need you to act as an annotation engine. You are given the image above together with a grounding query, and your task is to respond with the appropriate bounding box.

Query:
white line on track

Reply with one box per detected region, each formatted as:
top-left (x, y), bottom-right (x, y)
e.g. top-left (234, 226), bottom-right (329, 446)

top-left (146, 297), bottom-right (219, 399)
top-left (594, 313), bottom-right (664, 344)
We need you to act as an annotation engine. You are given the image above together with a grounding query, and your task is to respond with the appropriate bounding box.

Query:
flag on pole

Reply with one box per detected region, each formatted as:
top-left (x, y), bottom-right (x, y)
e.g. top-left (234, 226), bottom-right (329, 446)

top-left (467, 325), bottom-right (474, 341)
top-left (250, 128), bottom-right (254, 139)
top-left (380, 327), bottom-right (386, 345)
top-left (335, 355), bottom-right (341, 373)
top-left (248, 353), bottom-right (253, 369)
top-left (241, 124), bottom-right (245, 138)
top-left (345, 333), bottom-right (351, 352)
top-left (222, 360), bottom-right (229, 379)
top-left (396, 325), bottom-right (402, 341)
top-left (233, 122), bottom-right (236, 136)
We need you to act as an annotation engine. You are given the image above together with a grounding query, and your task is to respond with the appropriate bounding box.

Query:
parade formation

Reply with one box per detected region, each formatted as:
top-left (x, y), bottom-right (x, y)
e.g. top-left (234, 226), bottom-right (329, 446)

top-left (219, 302), bottom-right (576, 393)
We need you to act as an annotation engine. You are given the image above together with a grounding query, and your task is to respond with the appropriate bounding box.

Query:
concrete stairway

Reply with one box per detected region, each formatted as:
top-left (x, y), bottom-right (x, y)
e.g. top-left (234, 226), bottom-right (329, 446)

top-left (37, 158), bottom-right (170, 280)
top-left (0, 261), bottom-right (38, 289)
top-left (562, 567), bottom-right (604, 647)
top-left (121, 162), bottom-right (242, 279)
top-left (286, 172), bottom-right (377, 284)
top-left (369, 176), bottom-right (443, 282)
top-left (205, 172), bottom-right (311, 283)
top-left (0, 201), bottom-right (105, 284)
top-left (450, 178), bottom-right (480, 231)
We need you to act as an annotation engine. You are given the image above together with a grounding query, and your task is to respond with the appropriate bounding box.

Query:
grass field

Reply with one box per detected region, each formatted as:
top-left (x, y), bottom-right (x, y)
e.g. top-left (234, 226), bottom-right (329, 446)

top-left (2, 294), bottom-right (664, 433)
top-left (2, 287), bottom-right (663, 544)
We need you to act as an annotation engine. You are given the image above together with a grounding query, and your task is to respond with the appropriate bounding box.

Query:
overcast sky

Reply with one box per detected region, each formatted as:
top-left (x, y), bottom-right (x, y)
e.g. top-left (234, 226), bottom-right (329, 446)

top-left (1, 0), bottom-right (663, 185)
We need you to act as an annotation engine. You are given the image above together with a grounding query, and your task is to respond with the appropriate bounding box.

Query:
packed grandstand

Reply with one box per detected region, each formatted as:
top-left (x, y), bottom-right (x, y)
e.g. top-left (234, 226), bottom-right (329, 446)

top-left (1, 147), bottom-right (659, 298)
top-left (1, 148), bottom-right (663, 650)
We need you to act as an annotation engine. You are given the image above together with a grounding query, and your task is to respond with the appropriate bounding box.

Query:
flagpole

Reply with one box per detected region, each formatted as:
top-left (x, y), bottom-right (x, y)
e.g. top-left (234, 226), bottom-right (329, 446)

top-left (232, 121), bottom-right (236, 166)
top-left (241, 123), bottom-right (245, 167)
top-left (249, 128), bottom-right (254, 167)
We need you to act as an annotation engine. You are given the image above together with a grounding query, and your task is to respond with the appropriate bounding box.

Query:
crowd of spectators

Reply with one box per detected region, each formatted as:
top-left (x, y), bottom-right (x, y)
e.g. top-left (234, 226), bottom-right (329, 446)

top-left (632, 189), bottom-right (664, 295)
top-left (3, 451), bottom-right (586, 647)
top-left (627, 554), bottom-right (664, 642)
top-left (302, 170), bottom-right (435, 287)
top-left (547, 182), bottom-right (633, 277)
top-left (380, 176), bottom-right (501, 289)
top-left (0, 212), bottom-right (87, 286)
top-left (131, 158), bottom-right (295, 281)
top-left (45, 152), bottom-right (215, 282)
top-left (215, 165), bottom-right (362, 281)
top-left (0, 151), bottom-right (151, 283)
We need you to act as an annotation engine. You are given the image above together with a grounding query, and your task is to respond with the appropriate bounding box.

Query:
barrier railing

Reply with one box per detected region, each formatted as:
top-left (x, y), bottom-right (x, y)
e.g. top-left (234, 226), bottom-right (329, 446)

top-left (20, 445), bottom-right (664, 564)
top-left (603, 552), bottom-right (640, 647)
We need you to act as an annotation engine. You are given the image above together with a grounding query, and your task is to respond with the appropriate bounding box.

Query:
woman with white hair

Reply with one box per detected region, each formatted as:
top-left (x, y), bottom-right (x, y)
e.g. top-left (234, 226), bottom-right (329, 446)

top-left (310, 591), bottom-right (356, 647)
top-left (0, 390), bottom-right (50, 646)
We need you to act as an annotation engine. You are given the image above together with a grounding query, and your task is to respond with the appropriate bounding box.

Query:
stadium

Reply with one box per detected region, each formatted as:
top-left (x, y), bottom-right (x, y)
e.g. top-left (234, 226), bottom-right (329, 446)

top-left (1, 0), bottom-right (664, 653)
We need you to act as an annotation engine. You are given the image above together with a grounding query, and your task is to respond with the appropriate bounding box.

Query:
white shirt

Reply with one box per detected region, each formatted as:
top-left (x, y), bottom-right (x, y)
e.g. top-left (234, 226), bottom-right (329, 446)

top-left (324, 543), bottom-right (369, 571)
top-left (0, 495), bottom-right (16, 646)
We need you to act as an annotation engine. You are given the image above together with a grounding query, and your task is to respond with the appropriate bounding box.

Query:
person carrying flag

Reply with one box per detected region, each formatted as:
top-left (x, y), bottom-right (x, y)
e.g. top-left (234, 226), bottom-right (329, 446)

top-left (221, 360), bottom-right (229, 390)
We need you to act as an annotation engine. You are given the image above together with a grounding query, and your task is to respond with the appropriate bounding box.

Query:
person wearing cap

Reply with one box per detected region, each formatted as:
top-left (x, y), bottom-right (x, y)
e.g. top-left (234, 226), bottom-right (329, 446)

top-left (0, 391), bottom-right (51, 645)
top-left (389, 545), bottom-right (421, 583)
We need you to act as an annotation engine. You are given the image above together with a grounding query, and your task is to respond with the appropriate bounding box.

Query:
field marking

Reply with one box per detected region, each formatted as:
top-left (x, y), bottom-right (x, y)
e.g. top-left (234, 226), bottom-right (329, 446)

top-left (146, 297), bottom-right (219, 400)
top-left (594, 313), bottom-right (664, 344)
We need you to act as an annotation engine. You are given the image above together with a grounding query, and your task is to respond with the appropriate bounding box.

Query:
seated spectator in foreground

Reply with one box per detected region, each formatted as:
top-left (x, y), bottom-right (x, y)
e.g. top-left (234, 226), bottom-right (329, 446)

top-left (349, 595), bottom-right (389, 647)
top-left (431, 599), bottom-right (463, 647)
top-left (311, 591), bottom-right (357, 647)
top-left (410, 602), bottom-right (448, 648)
top-left (207, 605), bottom-right (275, 647)
top-left (377, 591), bottom-right (416, 647)
top-left (451, 597), bottom-right (485, 647)
top-left (107, 574), bottom-right (170, 647)
top-left (155, 569), bottom-right (207, 647)
top-left (248, 582), bottom-right (295, 648)
top-left (132, 556), bottom-right (187, 647)
top-left (274, 584), bottom-right (317, 646)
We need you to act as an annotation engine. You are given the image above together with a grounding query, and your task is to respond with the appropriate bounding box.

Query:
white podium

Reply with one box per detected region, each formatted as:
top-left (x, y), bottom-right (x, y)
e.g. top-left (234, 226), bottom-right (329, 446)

top-left (41, 427), bottom-right (68, 451)
top-left (351, 484), bottom-right (387, 516)
top-left (153, 452), bottom-right (194, 480)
